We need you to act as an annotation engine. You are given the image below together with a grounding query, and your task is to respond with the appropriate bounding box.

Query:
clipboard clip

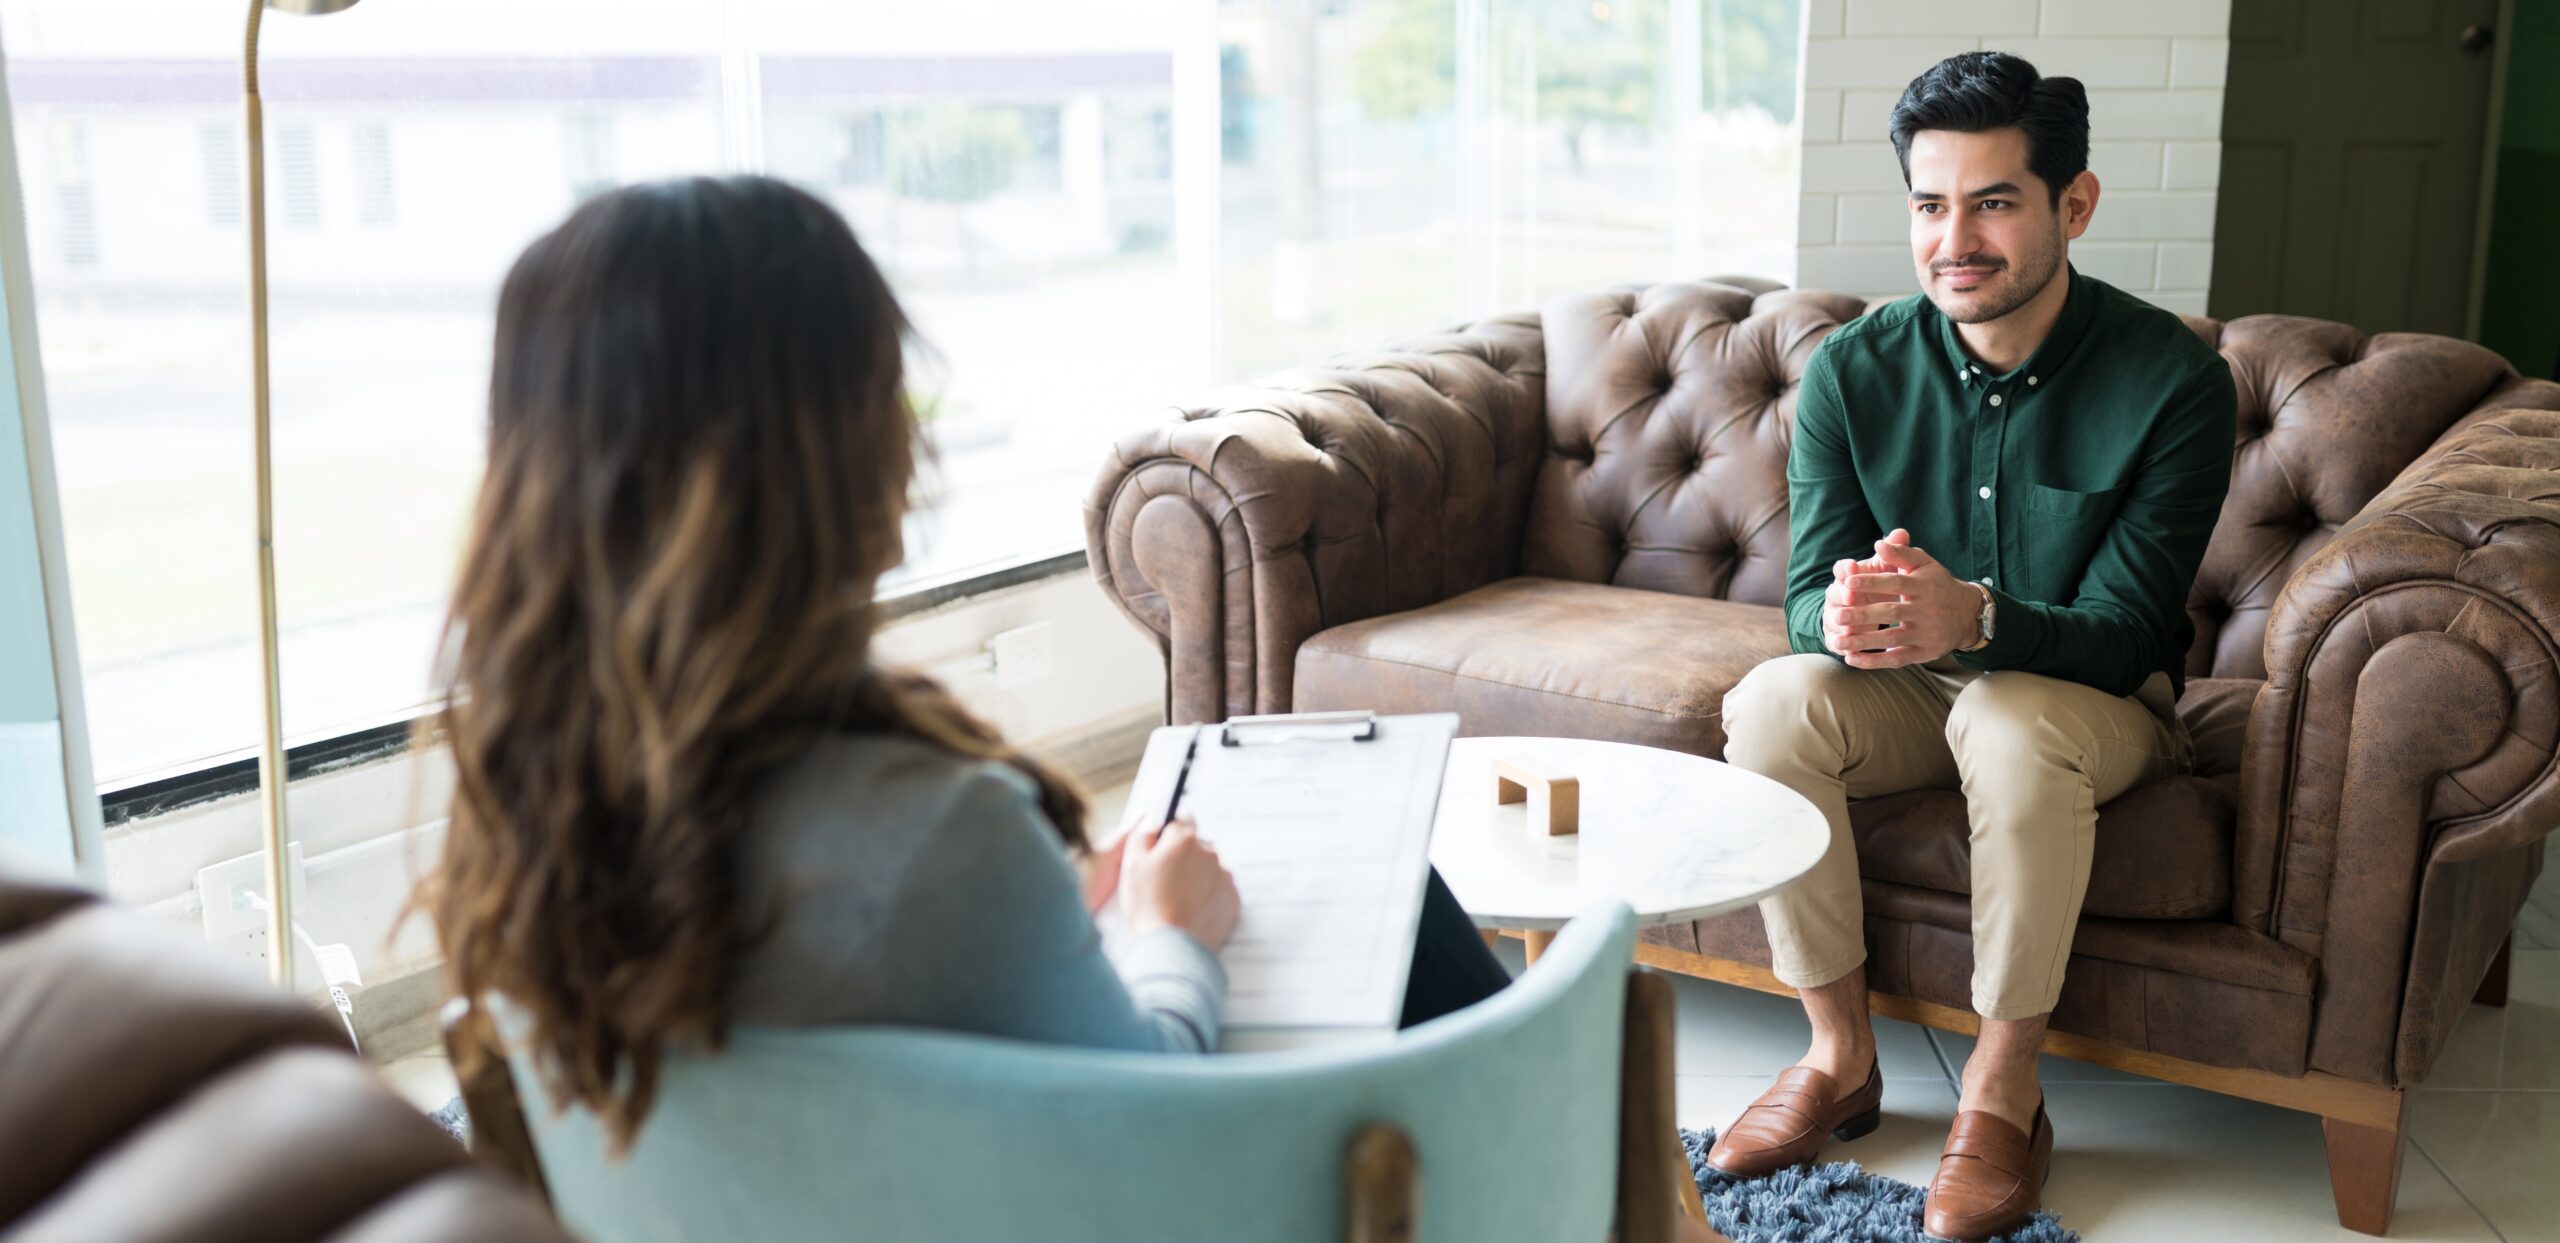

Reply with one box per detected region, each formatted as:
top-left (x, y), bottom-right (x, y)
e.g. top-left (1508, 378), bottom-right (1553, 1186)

top-left (1220, 709), bottom-right (1379, 747)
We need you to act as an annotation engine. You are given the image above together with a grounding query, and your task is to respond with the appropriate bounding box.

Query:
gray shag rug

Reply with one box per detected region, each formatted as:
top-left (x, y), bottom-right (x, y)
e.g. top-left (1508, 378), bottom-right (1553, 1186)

top-left (430, 1095), bottom-right (471, 1147)
top-left (1683, 1128), bottom-right (2078, 1242)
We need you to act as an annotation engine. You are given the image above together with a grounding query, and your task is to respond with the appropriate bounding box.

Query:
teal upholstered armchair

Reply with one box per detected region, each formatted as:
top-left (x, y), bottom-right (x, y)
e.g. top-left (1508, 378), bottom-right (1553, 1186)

top-left (450, 904), bottom-right (1704, 1243)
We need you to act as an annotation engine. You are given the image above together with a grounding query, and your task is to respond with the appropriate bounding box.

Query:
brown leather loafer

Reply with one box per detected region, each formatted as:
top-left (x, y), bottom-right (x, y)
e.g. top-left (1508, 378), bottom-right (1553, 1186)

top-left (1922, 1101), bottom-right (2053, 1241)
top-left (1703, 1059), bottom-right (1884, 1177)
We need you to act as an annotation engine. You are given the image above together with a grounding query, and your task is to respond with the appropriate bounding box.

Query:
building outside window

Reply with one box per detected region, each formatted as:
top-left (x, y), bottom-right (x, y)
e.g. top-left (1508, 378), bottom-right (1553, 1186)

top-left (352, 118), bottom-right (393, 227)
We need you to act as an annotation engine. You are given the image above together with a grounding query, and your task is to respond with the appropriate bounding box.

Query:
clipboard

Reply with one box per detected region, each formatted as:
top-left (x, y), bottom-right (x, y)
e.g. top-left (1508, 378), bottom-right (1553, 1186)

top-left (1118, 710), bottom-right (1459, 1046)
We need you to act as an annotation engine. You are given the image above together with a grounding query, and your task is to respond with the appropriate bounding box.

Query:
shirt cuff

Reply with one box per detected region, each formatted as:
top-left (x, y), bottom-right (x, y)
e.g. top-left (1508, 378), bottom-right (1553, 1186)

top-left (1953, 583), bottom-right (2035, 673)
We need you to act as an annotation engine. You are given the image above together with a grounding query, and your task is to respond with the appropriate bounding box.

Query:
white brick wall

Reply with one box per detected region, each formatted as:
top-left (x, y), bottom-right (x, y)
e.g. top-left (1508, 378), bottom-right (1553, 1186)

top-left (1793, 0), bottom-right (2232, 314)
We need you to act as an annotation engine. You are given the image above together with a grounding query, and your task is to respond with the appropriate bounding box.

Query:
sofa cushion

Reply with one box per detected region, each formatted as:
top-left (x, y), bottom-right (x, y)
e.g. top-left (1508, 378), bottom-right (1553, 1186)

top-left (1294, 576), bottom-right (1792, 756)
top-left (2177, 676), bottom-right (2260, 780)
top-left (1302, 575), bottom-right (2240, 919)
top-left (1850, 777), bottom-right (2237, 920)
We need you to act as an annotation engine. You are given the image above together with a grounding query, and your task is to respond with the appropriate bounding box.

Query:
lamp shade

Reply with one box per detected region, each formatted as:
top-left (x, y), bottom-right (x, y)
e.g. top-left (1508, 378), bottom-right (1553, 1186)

top-left (268, 0), bottom-right (361, 13)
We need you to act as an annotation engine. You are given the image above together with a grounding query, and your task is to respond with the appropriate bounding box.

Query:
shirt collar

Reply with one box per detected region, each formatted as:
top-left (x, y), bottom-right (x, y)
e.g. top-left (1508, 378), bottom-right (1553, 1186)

top-left (1934, 263), bottom-right (2093, 387)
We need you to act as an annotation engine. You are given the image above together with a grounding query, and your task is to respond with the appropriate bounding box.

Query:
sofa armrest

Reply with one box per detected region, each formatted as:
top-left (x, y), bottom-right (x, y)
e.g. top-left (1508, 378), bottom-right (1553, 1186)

top-left (2242, 403), bottom-right (2560, 1082)
top-left (1083, 316), bottom-right (1548, 724)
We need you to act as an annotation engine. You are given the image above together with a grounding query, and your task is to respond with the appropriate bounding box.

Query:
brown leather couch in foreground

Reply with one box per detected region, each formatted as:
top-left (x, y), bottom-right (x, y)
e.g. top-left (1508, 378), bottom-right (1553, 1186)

top-left (1085, 276), bottom-right (2560, 1235)
top-left (0, 879), bottom-right (570, 1243)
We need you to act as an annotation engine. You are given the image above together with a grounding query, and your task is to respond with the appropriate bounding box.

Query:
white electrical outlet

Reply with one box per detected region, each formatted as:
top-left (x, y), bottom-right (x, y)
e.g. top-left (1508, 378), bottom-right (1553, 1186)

top-left (195, 842), bottom-right (307, 940)
top-left (988, 621), bottom-right (1055, 689)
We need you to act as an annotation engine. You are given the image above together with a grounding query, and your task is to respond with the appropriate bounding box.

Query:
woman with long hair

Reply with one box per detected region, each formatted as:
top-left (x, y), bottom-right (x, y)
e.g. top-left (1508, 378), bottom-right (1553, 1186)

top-left (423, 175), bottom-right (1511, 1152)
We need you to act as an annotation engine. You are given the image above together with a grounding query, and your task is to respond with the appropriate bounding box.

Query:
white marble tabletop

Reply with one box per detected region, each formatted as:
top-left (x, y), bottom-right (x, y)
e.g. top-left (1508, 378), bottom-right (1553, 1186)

top-left (1429, 736), bottom-right (1828, 931)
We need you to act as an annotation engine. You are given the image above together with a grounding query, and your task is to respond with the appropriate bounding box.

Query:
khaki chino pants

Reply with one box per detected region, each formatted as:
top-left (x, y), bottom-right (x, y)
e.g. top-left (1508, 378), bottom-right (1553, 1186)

top-left (1722, 653), bottom-right (2189, 1020)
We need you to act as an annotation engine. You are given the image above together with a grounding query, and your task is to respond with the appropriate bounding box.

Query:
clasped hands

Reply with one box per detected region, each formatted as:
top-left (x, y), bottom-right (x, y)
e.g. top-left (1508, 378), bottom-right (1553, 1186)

top-left (1820, 527), bottom-right (1981, 670)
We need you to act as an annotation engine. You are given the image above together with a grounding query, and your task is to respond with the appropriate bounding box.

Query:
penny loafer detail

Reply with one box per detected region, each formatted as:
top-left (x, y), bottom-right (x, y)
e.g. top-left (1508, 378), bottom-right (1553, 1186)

top-left (1922, 1101), bottom-right (2054, 1242)
top-left (1704, 1059), bottom-right (1885, 1177)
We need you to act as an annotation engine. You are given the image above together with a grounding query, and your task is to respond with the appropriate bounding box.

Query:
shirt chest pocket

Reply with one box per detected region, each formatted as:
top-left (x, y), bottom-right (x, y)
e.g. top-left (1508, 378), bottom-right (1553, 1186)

top-left (2016, 482), bottom-right (2127, 602)
top-left (2025, 481), bottom-right (2126, 521)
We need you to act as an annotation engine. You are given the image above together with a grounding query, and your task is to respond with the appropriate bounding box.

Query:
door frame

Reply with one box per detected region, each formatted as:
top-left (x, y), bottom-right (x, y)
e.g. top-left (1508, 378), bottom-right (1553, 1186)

top-left (2463, 0), bottom-right (2519, 339)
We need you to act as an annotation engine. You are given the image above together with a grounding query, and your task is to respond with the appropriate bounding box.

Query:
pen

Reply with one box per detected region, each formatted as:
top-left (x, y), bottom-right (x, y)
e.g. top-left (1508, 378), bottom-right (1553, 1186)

top-left (1161, 726), bottom-right (1202, 824)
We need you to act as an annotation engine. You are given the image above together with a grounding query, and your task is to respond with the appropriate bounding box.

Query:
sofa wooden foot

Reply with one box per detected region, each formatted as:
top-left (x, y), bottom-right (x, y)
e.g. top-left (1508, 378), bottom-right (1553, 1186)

top-left (2475, 933), bottom-right (2513, 1008)
top-left (2322, 1091), bottom-right (2406, 1237)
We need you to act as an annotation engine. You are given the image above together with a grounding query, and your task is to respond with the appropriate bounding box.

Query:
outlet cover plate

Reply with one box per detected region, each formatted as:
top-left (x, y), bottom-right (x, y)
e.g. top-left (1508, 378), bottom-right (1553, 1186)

top-left (196, 842), bottom-right (307, 940)
top-left (989, 622), bottom-right (1055, 689)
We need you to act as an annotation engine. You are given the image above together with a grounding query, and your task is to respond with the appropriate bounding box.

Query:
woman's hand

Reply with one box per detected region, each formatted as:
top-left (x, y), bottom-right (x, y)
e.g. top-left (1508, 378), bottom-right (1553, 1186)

top-left (1117, 816), bottom-right (1241, 951)
top-left (1079, 830), bottom-right (1128, 915)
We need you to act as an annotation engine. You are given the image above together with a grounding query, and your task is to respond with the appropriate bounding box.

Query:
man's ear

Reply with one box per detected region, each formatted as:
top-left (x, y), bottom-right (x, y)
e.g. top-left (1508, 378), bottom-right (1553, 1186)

top-left (2061, 169), bottom-right (2101, 241)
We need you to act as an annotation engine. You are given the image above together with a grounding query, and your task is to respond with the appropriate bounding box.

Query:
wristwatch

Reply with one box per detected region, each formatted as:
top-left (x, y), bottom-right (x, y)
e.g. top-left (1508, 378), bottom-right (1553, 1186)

top-left (1957, 580), bottom-right (1996, 653)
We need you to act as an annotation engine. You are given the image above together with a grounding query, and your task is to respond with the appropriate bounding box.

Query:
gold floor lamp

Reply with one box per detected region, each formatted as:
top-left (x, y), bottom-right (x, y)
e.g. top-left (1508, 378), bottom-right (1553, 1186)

top-left (244, 0), bottom-right (363, 989)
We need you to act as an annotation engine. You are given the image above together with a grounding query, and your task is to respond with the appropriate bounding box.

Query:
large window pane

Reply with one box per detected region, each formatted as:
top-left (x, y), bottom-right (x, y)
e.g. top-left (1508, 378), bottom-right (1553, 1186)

top-left (1, 0), bottom-right (1798, 787)
top-left (1217, 0), bottom-right (1799, 379)
top-left (1, 1), bottom-right (729, 784)
top-left (758, 2), bottom-right (1189, 589)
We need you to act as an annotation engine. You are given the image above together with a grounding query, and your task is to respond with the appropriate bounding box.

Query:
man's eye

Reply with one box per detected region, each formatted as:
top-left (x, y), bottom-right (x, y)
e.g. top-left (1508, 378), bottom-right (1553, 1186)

top-left (1981, 200), bottom-right (2009, 211)
top-left (1916, 203), bottom-right (1938, 215)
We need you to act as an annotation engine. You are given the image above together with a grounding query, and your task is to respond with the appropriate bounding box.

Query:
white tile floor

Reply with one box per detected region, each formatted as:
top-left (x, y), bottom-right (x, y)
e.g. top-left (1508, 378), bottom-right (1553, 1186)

top-left (1629, 901), bottom-right (2559, 1241)
top-left (1495, 927), bottom-right (2558, 1241)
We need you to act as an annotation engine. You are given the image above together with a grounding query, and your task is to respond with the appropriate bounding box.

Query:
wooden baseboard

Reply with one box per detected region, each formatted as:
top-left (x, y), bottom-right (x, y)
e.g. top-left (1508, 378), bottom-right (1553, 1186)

top-left (352, 960), bottom-right (450, 1064)
top-left (1034, 703), bottom-right (1162, 796)
top-left (1630, 941), bottom-right (2402, 1130)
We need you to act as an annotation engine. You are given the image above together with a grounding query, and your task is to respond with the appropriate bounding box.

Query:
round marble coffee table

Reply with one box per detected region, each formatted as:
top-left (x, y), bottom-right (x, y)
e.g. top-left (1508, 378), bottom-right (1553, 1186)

top-left (1430, 735), bottom-right (1829, 962)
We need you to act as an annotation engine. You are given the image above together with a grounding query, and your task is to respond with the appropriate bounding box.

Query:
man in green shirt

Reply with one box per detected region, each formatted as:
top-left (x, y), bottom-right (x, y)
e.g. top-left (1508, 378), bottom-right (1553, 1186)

top-left (1702, 52), bottom-right (2237, 1240)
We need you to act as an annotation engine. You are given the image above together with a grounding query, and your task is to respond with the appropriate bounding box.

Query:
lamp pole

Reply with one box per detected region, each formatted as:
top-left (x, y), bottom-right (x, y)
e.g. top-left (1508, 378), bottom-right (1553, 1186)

top-left (243, 0), bottom-right (362, 990)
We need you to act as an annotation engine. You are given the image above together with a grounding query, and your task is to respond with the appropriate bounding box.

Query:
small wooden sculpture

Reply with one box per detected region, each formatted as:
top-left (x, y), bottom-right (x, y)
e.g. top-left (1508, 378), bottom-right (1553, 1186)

top-left (1492, 755), bottom-right (1581, 837)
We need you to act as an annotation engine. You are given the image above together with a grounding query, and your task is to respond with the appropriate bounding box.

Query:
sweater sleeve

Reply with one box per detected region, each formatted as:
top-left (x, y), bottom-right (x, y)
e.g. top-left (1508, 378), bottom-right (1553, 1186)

top-left (877, 766), bottom-right (1228, 1054)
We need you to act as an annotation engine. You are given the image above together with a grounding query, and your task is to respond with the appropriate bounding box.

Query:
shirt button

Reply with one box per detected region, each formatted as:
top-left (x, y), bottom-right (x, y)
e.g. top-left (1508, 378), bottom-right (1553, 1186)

top-left (1978, 486), bottom-right (1992, 500)
top-left (1989, 393), bottom-right (2004, 407)
top-left (2027, 376), bottom-right (2039, 386)
top-left (1970, 365), bottom-right (1982, 374)
top-left (1985, 576), bottom-right (1997, 587)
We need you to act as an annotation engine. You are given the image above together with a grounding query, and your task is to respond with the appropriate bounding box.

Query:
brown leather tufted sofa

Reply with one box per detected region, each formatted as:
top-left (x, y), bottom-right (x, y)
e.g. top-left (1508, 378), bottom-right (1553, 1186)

top-left (0, 878), bottom-right (571, 1243)
top-left (1084, 276), bottom-right (2560, 1235)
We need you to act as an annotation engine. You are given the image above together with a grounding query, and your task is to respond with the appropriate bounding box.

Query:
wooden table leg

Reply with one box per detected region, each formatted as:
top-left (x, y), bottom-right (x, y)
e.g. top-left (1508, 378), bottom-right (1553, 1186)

top-left (1479, 928), bottom-right (1503, 952)
top-left (1521, 929), bottom-right (1556, 966)
top-left (1619, 971), bottom-right (1712, 1243)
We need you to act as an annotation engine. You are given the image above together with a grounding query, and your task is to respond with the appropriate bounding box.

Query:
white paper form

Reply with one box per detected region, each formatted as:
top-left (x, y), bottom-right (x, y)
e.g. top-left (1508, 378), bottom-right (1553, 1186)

top-left (1116, 713), bottom-right (1457, 1034)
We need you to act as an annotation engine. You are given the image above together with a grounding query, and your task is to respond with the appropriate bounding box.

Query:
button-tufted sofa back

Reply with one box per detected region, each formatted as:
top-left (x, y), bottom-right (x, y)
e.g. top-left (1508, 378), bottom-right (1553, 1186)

top-left (2178, 316), bottom-right (2560, 679)
top-left (1521, 280), bottom-right (1869, 605)
top-left (1517, 278), bottom-right (2560, 684)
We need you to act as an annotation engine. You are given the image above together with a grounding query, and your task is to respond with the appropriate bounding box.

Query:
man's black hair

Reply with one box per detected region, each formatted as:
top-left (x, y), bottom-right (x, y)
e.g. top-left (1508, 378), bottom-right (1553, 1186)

top-left (1887, 51), bottom-right (2090, 204)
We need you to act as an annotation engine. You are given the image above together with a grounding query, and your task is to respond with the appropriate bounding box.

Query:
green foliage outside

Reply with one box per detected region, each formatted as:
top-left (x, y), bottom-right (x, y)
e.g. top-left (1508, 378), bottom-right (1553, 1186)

top-left (1350, 0), bottom-right (1802, 165)
top-left (887, 104), bottom-right (1031, 274)
top-left (888, 104), bottom-right (1030, 206)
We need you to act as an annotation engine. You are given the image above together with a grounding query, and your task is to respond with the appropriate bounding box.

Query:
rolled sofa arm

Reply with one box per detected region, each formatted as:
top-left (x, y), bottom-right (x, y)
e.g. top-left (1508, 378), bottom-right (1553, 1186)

top-left (1084, 315), bottom-right (1549, 724)
top-left (2242, 401), bottom-right (2560, 1083)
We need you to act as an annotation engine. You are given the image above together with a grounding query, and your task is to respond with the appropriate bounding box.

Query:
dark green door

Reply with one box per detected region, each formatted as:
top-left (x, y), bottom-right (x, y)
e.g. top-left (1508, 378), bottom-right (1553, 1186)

top-left (2210, 0), bottom-right (2503, 334)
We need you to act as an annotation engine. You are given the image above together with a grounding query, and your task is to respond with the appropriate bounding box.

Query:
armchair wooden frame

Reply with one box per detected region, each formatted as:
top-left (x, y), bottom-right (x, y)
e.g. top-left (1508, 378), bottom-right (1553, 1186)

top-left (441, 970), bottom-right (1715, 1242)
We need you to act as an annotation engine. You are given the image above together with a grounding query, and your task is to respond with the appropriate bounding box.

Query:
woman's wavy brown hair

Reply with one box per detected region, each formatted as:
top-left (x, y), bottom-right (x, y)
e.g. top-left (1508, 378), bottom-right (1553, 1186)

top-left (422, 175), bottom-right (1086, 1151)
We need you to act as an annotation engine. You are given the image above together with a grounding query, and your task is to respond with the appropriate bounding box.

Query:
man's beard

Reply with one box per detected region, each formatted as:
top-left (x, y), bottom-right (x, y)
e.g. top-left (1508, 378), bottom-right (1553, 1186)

top-left (1928, 226), bottom-right (2065, 325)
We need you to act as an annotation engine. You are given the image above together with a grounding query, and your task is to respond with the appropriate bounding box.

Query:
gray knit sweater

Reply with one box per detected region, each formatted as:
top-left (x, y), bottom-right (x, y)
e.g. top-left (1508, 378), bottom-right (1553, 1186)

top-left (725, 733), bottom-right (1226, 1053)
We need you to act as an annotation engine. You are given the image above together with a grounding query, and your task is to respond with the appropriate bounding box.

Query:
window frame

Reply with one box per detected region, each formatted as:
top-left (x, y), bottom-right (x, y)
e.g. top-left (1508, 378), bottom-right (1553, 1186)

top-left (96, 541), bottom-right (1092, 826)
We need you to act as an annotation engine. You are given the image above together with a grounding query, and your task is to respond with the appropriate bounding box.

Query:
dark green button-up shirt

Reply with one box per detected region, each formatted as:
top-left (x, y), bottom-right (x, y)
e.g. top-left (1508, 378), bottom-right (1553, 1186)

top-left (1783, 267), bottom-right (2238, 699)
